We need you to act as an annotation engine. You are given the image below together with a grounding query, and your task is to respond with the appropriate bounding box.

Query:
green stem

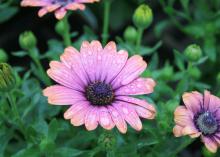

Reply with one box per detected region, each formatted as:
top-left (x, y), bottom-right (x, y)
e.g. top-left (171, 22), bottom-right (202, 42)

top-left (6, 92), bottom-right (28, 139)
top-left (136, 27), bottom-right (144, 52)
top-left (102, 0), bottom-right (111, 45)
top-left (63, 15), bottom-right (71, 46)
top-left (30, 48), bottom-right (51, 86)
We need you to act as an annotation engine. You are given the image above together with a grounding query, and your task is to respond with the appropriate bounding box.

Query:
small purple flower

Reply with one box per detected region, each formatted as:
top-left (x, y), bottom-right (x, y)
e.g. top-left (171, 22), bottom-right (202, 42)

top-left (173, 90), bottom-right (220, 153)
top-left (21, 0), bottom-right (99, 19)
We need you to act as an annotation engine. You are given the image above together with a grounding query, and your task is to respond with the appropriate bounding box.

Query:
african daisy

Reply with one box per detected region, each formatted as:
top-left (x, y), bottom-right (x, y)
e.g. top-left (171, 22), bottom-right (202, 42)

top-left (173, 91), bottom-right (220, 153)
top-left (43, 40), bottom-right (156, 133)
top-left (21, 0), bottom-right (99, 19)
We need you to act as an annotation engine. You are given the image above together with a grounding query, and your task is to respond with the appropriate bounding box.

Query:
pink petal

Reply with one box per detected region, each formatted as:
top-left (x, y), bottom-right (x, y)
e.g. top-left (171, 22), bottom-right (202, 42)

top-left (173, 125), bottom-right (184, 137)
top-left (113, 102), bottom-right (142, 131)
top-left (104, 49), bottom-right (129, 84)
top-left (133, 105), bottom-right (156, 119)
top-left (85, 107), bottom-right (99, 131)
top-left (64, 101), bottom-right (89, 119)
top-left (115, 78), bottom-right (156, 95)
top-left (60, 47), bottom-right (89, 85)
top-left (108, 105), bottom-right (127, 134)
top-left (98, 107), bottom-right (115, 130)
top-left (182, 91), bottom-right (202, 113)
top-left (38, 7), bottom-right (48, 17)
top-left (55, 8), bottom-right (67, 19)
top-left (43, 85), bottom-right (85, 105)
top-left (47, 61), bottom-right (84, 91)
top-left (174, 106), bottom-right (194, 126)
top-left (65, 3), bottom-right (85, 10)
top-left (70, 104), bottom-right (91, 126)
top-left (202, 136), bottom-right (218, 153)
top-left (79, 41), bottom-right (102, 82)
top-left (111, 55), bottom-right (147, 88)
top-left (182, 125), bottom-right (199, 137)
top-left (21, 0), bottom-right (49, 6)
top-left (99, 42), bottom-right (118, 81)
top-left (204, 90), bottom-right (220, 112)
top-left (116, 96), bottom-right (153, 109)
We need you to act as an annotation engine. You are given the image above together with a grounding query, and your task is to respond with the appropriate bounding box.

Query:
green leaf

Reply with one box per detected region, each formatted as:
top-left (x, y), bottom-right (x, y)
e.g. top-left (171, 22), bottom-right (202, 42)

top-left (54, 147), bottom-right (85, 157)
top-left (48, 119), bottom-right (59, 141)
top-left (12, 146), bottom-right (41, 157)
top-left (0, 7), bottom-right (18, 23)
top-left (173, 49), bottom-right (185, 71)
top-left (12, 51), bottom-right (28, 57)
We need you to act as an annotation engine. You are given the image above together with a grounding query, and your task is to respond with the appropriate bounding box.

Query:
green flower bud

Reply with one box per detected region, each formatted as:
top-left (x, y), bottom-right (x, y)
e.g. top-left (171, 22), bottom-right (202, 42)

top-left (0, 63), bottom-right (16, 92)
top-left (98, 132), bottom-right (116, 151)
top-left (184, 44), bottom-right (202, 62)
top-left (123, 26), bottom-right (138, 43)
top-left (55, 20), bottom-right (65, 36)
top-left (19, 31), bottom-right (37, 50)
top-left (0, 49), bottom-right (8, 62)
top-left (133, 4), bottom-right (153, 29)
top-left (161, 65), bottom-right (174, 80)
top-left (188, 67), bottom-right (201, 80)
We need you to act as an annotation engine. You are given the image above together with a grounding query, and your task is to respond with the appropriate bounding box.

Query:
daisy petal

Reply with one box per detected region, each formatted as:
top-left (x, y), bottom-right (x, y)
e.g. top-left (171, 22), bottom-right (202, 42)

top-left (64, 102), bottom-right (89, 119)
top-left (182, 92), bottom-right (202, 113)
top-left (113, 102), bottom-right (142, 131)
top-left (108, 105), bottom-right (127, 134)
top-left (43, 85), bottom-right (85, 105)
top-left (98, 107), bottom-right (115, 130)
top-left (47, 61), bottom-right (84, 91)
top-left (112, 55), bottom-right (147, 88)
top-left (202, 136), bottom-right (218, 153)
top-left (70, 105), bottom-right (91, 126)
top-left (85, 107), bottom-right (99, 131)
top-left (115, 78), bottom-right (156, 95)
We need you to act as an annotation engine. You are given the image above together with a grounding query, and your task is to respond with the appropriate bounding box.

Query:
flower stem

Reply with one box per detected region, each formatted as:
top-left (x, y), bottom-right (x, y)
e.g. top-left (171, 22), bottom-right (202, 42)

top-left (6, 92), bottom-right (27, 139)
top-left (30, 48), bottom-right (51, 86)
top-left (63, 15), bottom-right (71, 46)
top-left (136, 27), bottom-right (144, 52)
top-left (102, 0), bottom-right (111, 45)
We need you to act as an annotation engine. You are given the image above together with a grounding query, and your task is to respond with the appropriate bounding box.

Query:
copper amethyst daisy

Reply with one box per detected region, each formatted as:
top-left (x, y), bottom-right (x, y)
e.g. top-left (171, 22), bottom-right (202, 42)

top-left (173, 91), bottom-right (220, 153)
top-left (21, 0), bottom-right (99, 19)
top-left (43, 40), bottom-right (156, 133)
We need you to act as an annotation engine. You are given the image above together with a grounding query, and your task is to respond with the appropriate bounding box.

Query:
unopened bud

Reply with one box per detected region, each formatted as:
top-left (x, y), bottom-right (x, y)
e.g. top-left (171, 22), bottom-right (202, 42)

top-left (123, 26), bottom-right (138, 43)
top-left (133, 4), bottom-right (153, 29)
top-left (19, 31), bottom-right (37, 50)
top-left (184, 44), bottom-right (202, 62)
top-left (0, 63), bottom-right (16, 92)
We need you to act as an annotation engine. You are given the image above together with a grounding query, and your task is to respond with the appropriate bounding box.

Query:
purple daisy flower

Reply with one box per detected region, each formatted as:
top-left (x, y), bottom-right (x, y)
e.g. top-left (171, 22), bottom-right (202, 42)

top-left (173, 90), bottom-right (220, 153)
top-left (21, 0), bottom-right (99, 19)
top-left (43, 40), bottom-right (156, 133)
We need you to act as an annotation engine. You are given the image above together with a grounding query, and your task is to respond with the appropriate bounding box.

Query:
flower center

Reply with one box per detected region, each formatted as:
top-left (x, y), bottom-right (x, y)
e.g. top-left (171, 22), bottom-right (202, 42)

top-left (85, 81), bottom-right (114, 106)
top-left (53, 0), bottom-right (72, 5)
top-left (195, 111), bottom-right (218, 135)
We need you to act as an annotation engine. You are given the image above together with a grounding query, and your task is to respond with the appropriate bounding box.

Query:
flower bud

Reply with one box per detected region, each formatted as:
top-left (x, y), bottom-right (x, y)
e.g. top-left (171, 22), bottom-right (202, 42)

top-left (0, 63), bottom-right (16, 92)
top-left (184, 44), bottom-right (202, 62)
top-left (98, 132), bottom-right (116, 151)
top-left (133, 4), bottom-right (153, 29)
top-left (19, 31), bottom-right (37, 50)
top-left (55, 20), bottom-right (65, 36)
top-left (161, 66), bottom-right (174, 80)
top-left (123, 26), bottom-right (138, 43)
top-left (188, 67), bottom-right (201, 80)
top-left (0, 49), bottom-right (8, 62)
